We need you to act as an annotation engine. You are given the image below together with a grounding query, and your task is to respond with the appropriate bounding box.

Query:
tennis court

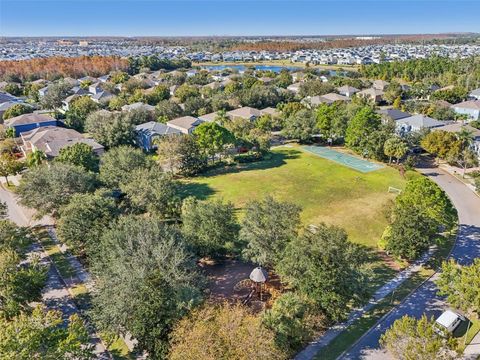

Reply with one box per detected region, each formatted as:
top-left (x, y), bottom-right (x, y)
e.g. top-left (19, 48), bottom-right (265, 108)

top-left (302, 146), bottom-right (385, 173)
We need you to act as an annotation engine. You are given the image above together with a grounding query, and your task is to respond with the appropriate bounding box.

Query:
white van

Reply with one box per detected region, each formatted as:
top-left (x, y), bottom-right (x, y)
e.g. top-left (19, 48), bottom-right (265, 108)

top-left (434, 310), bottom-right (465, 337)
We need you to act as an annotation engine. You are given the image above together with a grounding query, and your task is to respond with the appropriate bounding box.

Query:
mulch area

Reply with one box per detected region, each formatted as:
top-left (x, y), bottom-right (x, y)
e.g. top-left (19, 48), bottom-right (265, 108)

top-left (200, 258), bottom-right (284, 308)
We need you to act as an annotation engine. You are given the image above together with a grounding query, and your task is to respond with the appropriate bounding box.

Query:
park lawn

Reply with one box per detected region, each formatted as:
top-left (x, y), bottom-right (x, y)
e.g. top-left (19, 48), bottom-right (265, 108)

top-left (183, 145), bottom-right (407, 248)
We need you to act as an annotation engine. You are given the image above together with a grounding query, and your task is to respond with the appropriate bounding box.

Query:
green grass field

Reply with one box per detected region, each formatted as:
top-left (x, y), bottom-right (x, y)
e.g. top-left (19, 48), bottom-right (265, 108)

top-left (183, 146), bottom-right (407, 248)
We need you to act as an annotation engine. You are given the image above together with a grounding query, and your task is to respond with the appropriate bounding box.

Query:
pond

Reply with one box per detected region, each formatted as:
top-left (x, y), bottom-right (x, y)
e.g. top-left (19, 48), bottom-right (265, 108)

top-left (201, 64), bottom-right (303, 73)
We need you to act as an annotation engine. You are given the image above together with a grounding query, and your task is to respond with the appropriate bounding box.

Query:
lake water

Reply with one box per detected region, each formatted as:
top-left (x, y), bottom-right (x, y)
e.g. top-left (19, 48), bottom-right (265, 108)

top-left (201, 64), bottom-right (302, 73)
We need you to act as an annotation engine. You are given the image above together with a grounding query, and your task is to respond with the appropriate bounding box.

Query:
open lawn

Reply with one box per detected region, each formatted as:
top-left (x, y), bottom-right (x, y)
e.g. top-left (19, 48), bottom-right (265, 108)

top-left (183, 146), bottom-right (407, 249)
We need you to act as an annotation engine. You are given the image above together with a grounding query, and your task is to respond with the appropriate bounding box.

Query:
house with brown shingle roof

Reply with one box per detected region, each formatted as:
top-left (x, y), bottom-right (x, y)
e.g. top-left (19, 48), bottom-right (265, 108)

top-left (227, 106), bottom-right (262, 121)
top-left (167, 116), bottom-right (204, 134)
top-left (20, 126), bottom-right (104, 158)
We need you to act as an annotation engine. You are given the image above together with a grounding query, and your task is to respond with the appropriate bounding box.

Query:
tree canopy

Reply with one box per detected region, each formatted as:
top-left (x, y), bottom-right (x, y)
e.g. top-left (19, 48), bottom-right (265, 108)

top-left (277, 224), bottom-right (369, 321)
top-left (169, 304), bottom-right (286, 360)
top-left (17, 163), bottom-right (97, 218)
top-left (240, 196), bottom-right (301, 268)
top-left (91, 216), bottom-right (203, 358)
top-left (380, 315), bottom-right (457, 360)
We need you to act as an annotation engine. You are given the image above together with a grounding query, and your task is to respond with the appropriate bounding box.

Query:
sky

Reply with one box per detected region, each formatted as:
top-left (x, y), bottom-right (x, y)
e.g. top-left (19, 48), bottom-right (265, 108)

top-left (1, 0), bottom-right (479, 37)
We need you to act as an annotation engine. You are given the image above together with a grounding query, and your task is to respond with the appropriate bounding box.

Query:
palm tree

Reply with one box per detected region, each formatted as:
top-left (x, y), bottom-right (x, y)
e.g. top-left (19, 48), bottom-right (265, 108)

top-left (215, 109), bottom-right (229, 125)
top-left (26, 150), bottom-right (46, 168)
top-left (456, 128), bottom-right (474, 149)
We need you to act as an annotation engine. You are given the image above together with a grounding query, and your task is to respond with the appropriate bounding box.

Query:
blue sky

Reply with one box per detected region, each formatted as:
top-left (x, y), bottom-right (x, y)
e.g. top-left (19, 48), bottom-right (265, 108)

top-left (1, 1), bottom-right (479, 37)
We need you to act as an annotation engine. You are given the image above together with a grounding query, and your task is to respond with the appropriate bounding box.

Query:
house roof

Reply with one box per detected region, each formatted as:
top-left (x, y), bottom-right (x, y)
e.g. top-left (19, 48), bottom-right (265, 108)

top-left (21, 126), bottom-right (103, 157)
top-left (435, 122), bottom-right (480, 138)
top-left (135, 121), bottom-right (181, 136)
top-left (0, 101), bottom-right (23, 112)
top-left (377, 109), bottom-right (411, 121)
top-left (5, 113), bottom-right (56, 127)
top-left (0, 92), bottom-right (20, 104)
top-left (396, 114), bottom-right (445, 129)
top-left (91, 91), bottom-right (113, 101)
top-left (373, 80), bottom-right (390, 90)
top-left (227, 106), bottom-right (262, 119)
top-left (167, 116), bottom-right (203, 130)
top-left (337, 85), bottom-right (359, 94)
top-left (358, 87), bottom-right (384, 97)
top-left (320, 93), bottom-right (350, 103)
top-left (260, 107), bottom-right (280, 116)
top-left (198, 112), bottom-right (219, 122)
top-left (452, 100), bottom-right (480, 110)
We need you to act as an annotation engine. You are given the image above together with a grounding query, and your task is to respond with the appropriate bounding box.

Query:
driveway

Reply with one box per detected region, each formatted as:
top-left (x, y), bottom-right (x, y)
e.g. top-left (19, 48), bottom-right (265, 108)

top-left (339, 163), bottom-right (480, 359)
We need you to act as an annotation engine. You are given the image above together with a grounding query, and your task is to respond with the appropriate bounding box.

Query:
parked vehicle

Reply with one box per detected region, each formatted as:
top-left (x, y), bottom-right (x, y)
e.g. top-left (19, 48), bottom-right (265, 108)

top-left (434, 310), bottom-right (465, 337)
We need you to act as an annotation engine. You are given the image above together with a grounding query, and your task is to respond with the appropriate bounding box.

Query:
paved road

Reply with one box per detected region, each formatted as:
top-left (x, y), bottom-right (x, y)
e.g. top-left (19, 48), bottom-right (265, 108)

top-left (339, 165), bottom-right (480, 359)
top-left (0, 185), bottom-right (109, 359)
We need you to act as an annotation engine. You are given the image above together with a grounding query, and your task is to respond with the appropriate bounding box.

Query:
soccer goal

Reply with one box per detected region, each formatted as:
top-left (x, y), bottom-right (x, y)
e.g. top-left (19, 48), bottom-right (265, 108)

top-left (388, 186), bottom-right (402, 194)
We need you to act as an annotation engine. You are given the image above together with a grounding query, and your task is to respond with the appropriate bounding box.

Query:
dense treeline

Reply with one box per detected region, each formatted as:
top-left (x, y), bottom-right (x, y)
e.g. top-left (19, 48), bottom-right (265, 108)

top-left (127, 56), bottom-right (192, 74)
top-left (0, 56), bottom-right (129, 82)
top-left (360, 56), bottom-right (480, 90)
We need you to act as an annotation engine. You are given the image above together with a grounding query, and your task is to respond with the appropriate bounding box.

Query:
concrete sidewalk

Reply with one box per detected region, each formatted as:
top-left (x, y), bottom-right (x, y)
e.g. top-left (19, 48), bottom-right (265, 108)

top-left (294, 246), bottom-right (437, 360)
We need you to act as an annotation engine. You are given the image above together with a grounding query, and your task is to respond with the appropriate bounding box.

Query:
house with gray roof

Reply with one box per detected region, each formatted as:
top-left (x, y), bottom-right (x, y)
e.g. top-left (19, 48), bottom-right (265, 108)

top-left (20, 126), bottom-right (104, 158)
top-left (451, 100), bottom-right (480, 121)
top-left (377, 109), bottom-right (411, 122)
top-left (5, 113), bottom-right (61, 136)
top-left (396, 114), bottom-right (446, 133)
top-left (91, 91), bottom-right (114, 104)
top-left (134, 121), bottom-right (181, 151)
top-left (337, 85), bottom-right (359, 97)
top-left (469, 88), bottom-right (480, 100)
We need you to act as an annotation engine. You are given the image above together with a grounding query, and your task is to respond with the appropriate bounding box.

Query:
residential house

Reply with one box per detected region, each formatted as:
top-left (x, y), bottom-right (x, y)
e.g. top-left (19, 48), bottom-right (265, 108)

top-left (20, 126), bottom-right (104, 158)
top-left (372, 80), bottom-right (390, 91)
top-left (377, 109), bottom-right (411, 123)
top-left (62, 94), bottom-right (81, 111)
top-left (396, 114), bottom-right (446, 133)
top-left (91, 91), bottom-right (114, 104)
top-left (88, 82), bottom-right (103, 95)
top-left (5, 113), bottom-right (60, 136)
top-left (337, 85), bottom-right (359, 97)
top-left (434, 122), bottom-right (480, 160)
top-left (167, 116), bottom-right (204, 134)
top-left (198, 112), bottom-right (220, 123)
top-left (287, 82), bottom-right (302, 93)
top-left (70, 86), bottom-right (89, 96)
top-left (0, 92), bottom-right (24, 119)
top-left (357, 88), bottom-right (385, 104)
top-left (227, 106), bottom-right (262, 121)
top-left (306, 93), bottom-right (350, 107)
top-left (38, 86), bottom-right (50, 98)
top-left (451, 100), bottom-right (480, 121)
top-left (469, 88), bottom-right (480, 100)
top-left (134, 121), bottom-right (181, 151)
top-left (260, 107), bottom-right (281, 118)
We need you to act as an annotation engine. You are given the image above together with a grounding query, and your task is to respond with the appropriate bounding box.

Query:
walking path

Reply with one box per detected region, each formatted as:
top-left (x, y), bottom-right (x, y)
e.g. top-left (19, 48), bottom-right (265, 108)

top-left (0, 184), bottom-right (111, 359)
top-left (294, 246), bottom-right (436, 360)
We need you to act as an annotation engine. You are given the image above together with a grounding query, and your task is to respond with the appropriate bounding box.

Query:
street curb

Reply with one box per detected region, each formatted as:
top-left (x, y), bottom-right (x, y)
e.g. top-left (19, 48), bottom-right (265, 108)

top-left (335, 171), bottom-right (461, 360)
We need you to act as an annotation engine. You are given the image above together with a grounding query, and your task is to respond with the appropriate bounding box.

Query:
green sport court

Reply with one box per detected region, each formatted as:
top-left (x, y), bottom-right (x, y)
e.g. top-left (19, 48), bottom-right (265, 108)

top-left (302, 146), bottom-right (385, 173)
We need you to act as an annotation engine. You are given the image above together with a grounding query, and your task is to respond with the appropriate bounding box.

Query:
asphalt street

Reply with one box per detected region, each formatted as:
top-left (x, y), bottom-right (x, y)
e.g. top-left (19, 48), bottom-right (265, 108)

top-left (339, 165), bottom-right (480, 359)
